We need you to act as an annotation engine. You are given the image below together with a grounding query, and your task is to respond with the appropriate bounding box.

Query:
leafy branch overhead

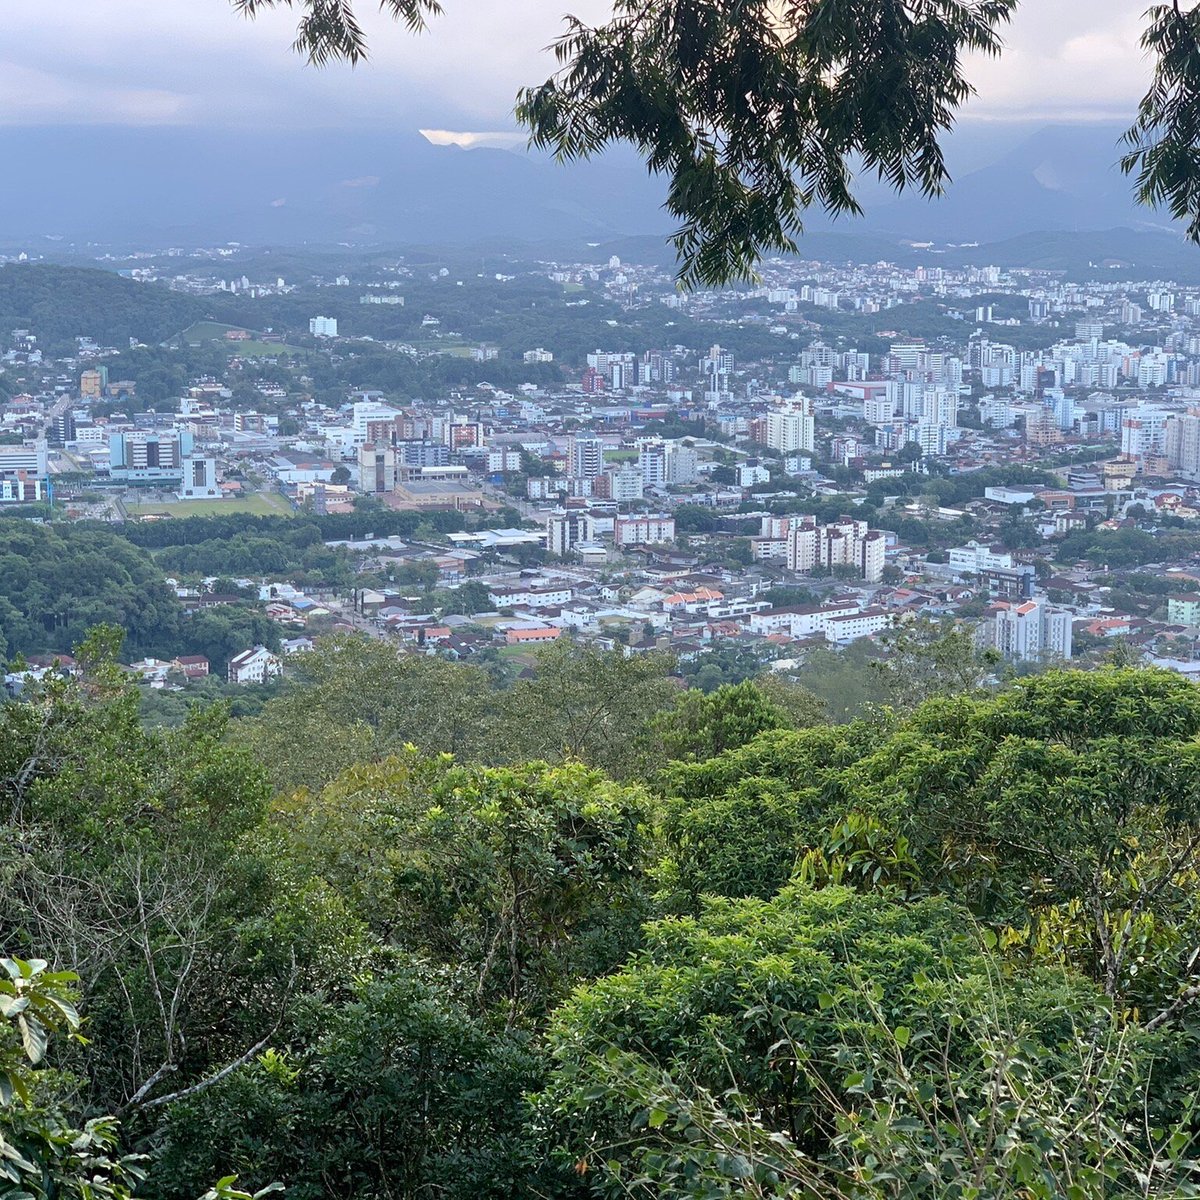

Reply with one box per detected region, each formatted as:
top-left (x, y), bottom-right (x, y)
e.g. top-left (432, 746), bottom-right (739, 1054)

top-left (231, 0), bottom-right (443, 64)
top-left (231, 0), bottom-right (1200, 286)
top-left (516, 0), bottom-right (1016, 288)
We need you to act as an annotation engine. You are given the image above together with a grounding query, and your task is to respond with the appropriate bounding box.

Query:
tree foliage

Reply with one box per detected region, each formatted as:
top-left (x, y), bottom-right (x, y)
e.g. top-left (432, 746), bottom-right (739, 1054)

top-left (274, 752), bottom-right (653, 1022)
top-left (537, 886), bottom-right (1178, 1200)
top-left (227, 0), bottom-right (1200, 282)
top-left (517, 0), bottom-right (1015, 286)
top-left (11, 627), bottom-right (1200, 1200)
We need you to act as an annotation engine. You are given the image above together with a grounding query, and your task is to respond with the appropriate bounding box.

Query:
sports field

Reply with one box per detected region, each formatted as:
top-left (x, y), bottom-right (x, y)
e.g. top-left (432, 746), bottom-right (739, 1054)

top-left (124, 492), bottom-right (295, 518)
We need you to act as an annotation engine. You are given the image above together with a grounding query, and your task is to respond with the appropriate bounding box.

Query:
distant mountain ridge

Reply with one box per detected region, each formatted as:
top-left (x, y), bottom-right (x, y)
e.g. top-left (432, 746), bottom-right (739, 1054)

top-left (0, 121), bottom-right (1182, 253)
top-left (843, 124), bottom-right (1178, 242)
top-left (0, 127), bottom-right (674, 248)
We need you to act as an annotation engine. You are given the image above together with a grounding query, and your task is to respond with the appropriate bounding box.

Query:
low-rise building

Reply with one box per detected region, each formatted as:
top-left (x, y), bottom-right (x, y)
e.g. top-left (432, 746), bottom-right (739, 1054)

top-left (614, 514), bottom-right (676, 547)
top-left (228, 646), bottom-right (283, 685)
top-left (1168, 594), bottom-right (1200, 628)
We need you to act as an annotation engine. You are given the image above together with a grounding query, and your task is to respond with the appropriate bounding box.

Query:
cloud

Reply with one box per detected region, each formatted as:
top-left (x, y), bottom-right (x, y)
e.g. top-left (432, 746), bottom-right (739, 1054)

top-left (341, 175), bottom-right (381, 187)
top-left (419, 129), bottom-right (526, 148)
top-left (0, 0), bottom-right (1159, 130)
top-left (963, 0), bottom-right (1150, 121)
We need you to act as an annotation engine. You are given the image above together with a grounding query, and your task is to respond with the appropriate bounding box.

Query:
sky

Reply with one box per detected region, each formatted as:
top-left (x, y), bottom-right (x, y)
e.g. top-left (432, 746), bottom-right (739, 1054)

top-left (0, 0), bottom-right (1156, 132)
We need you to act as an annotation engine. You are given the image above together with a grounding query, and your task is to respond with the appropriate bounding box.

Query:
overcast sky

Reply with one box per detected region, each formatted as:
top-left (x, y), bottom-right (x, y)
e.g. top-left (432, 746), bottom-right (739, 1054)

top-left (0, 0), bottom-right (1154, 132)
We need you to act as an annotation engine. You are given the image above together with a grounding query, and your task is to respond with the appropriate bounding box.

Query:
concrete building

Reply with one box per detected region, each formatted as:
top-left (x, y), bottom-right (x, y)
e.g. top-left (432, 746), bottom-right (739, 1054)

top-left (1121, 405), bottom-right (1171, 464)
top-left (488, 583), bottom-right (574, 609)
top-left (571, 436), bottom-right (605, 480)
top-left (600, 465), bottom-right (645, 502)
top-left (178, 456), bottom-right (221, 500)
top-left (109, 431), bottom-right (190, 483)
top-left (228, 646), bottom-right (283, 685)
top-left (787, 516), bottom-right (885, 582)
top-left (0, 439), bottom-right (48, 480)
top-left (979, 599), bottom-right (1073, 663)
top-left (1168, 595), bottom-right (1200, 627)
top-left (546, 510), bottom-right (595, 557)
top-left (80, 367), bottom-right (106, 398)
top-left (638, 440), bottom-right (667, 489)
top-left (359, 442), bottom-right (398, 493)
top-left (614, 514), bottom-right (676, 547)
top-left (0, 475), bottom-right (45, 504)
top-left (948, 541), bottom-right (1015, 575)
top-left (765, 399), bottom-right (816, 453)
top-left (664, 441), bottom-right (700, 484)
top-left (309, 315), bottom-right (339, 338)
top-left (1165, 408), bottom-right (1200, 481)
top-left (823, 607), bottom-right (891, 644)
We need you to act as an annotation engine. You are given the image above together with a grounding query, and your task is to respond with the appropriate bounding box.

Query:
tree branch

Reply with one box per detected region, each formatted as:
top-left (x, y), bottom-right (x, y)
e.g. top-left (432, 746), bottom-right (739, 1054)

top-left (1145, 978), bottom-right (1200, 1032)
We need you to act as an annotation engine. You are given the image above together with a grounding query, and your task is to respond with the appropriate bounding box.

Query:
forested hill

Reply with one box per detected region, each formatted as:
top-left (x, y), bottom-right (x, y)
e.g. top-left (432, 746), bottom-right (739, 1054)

top-left (0, 264), bottom-right (212, 352)
top-left (7, 652), bottom-right (1200, 1200)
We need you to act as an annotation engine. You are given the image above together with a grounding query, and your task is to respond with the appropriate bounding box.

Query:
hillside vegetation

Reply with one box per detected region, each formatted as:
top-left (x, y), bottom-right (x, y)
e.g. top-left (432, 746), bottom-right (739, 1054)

top-left (5, 637), bottom-right (1200, 1200)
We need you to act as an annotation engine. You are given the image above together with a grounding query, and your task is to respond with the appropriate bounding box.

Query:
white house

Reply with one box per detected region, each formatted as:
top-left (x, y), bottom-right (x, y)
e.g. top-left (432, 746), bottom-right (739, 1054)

top-left (228, 646), bottom-right (283, 685)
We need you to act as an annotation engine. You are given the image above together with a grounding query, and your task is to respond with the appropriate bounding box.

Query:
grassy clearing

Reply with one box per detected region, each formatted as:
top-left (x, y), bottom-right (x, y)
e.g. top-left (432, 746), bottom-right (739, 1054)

top-left (175, 322), bottom-right (305, 358)
top-left (230, 341), bottom-right (305, 358)
top-left (498, 644), bottom-right (542, 669)
top-left (178, 320), bottom-right (251, 343)
top-left (126, 492), bottom-right (295, 519)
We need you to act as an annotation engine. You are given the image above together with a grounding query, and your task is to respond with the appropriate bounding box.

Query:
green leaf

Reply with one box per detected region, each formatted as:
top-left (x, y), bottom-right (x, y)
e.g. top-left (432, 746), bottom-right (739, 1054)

top-left (17, 1016), bottom-right (47, 1065)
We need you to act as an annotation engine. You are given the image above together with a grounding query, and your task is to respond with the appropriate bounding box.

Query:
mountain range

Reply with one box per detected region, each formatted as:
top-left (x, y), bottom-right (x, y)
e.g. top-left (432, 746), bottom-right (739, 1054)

top-left (0, 120), bottom-right (1188, 260)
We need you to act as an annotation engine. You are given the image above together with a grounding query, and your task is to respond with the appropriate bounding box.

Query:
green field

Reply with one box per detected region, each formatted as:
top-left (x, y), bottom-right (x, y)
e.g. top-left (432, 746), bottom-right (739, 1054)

top-left (177, 320), bottom-right (251, 344)
top-left (604, 449), bottom-right (638, 463)
top-left (408, 338), bottom-right (473, 358)
top-left (231, 340), bottom-right (307, 358)
top-left (125, 492), bottom-right (295, 519)
top-left (498, 644), bottom-right (542, 669)
top-left (175, 322), bottom-right (304, 358)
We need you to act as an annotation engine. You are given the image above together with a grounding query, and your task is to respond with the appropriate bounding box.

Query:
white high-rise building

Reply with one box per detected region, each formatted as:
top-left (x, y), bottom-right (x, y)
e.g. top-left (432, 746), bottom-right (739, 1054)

top-left (1166, 407), bottom-right (1200, 480)
top-left (1121, 405), bottom-right (1171, 463)
top-left (178, 456), bottom-right (221, 499)
top-left (571, 436), bottom-right (605, 480)
top-left (765, 400), bottom-right (816, 453)
top-left (309, 315), bottom-right (339, 338)
top-left (546, 510), bottom-right (595, 557)
top-left (664, 441), bottom-right (700, 485)
top-left (606, 465), bottom-right (645, 502)
top-left (919, 388), bottom-right (957, 429)
top-left (786, 516), bottom-right (885, 583)
top-left (638, 440), bottom-right (667, 488)
top-left (980, 599), bottom-right (1073, 663)
top-left (352, 401), bottom-right (401, 440)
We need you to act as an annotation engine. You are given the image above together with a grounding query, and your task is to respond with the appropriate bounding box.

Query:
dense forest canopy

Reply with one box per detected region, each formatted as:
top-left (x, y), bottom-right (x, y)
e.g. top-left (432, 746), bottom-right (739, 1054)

top-left (6, 629), bottom-right (1200, 1199)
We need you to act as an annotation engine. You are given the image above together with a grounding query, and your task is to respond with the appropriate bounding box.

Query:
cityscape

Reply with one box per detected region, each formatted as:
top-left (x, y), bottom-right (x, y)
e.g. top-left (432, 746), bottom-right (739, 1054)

top-left (12, 1), bottom-right (1200, 1196)
top-left (5, 245), bottom-right (1200, 691)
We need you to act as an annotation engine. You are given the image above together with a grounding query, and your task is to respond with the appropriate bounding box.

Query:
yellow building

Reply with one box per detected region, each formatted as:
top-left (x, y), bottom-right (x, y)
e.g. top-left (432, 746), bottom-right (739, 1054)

top-left (80, 368), bottom-right (106, 398)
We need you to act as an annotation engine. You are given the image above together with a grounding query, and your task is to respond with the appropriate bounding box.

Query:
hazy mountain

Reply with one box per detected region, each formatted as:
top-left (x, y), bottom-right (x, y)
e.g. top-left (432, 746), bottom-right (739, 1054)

top-left (0, 126), bottom-right (673, 248)
top-left (827, 123), bottom-right (1176, 242)
top-left (0, 120), bottom-right (1179, 252)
